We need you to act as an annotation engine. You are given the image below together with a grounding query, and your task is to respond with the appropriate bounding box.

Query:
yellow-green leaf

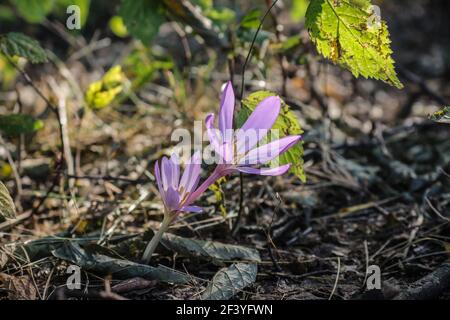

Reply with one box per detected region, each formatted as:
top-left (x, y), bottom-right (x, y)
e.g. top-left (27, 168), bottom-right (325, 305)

top-left (237, 91), bottom-right (306, 182)
top-left (306, 0), bottom-right (403, 88)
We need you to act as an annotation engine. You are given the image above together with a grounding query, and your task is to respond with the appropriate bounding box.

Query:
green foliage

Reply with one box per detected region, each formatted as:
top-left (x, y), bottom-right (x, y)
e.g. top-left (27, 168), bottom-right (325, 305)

top-left (119, 0), bottom-right (165, 44)
top-left (9, 0), bottom-right (55, 23)
top-left (0, 181), bottom-right (16, 221)
top-left (9, 0), bottom-right (90, 25)
top-left (0, 114), bottom-right (44, 136)
top-left (0, 5), bottom-right (15, 21)
top-left (122, 45), bottom-right (173, 89)
top-left (291, 0), bottom-right (310, 22)
top-left (56, 0), bottom-right (91, 27)
top-left (305, 0), bottom-right (403, 88)
top-left (429, 107), bottom-right (450, 123)
top-left (240, 9), bottom-right (262, 29)
top-left (237, 91), bottom-right (306, 182)
top-left (0, 55), bottom-right (18, 88)
top-left (85, 66), bottom-right (126, 109)
top-left (0, 32), bottom-right (47, 64)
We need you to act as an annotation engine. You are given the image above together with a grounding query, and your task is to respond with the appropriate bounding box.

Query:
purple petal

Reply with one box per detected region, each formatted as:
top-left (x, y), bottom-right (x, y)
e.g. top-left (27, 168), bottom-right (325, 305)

top-left (235, 128), bottom-right (268, 156)
top-left (165, 186), bottom-right (180, 211)
top-left (180, 151), bottom-right (202, 194)
top-left (239, 135), bottom-right (302, 165)
top-left (154, 161), bottom-right (165, 200)
top-left (219, 81), bottom-right (235, 139)
top-left (182, 205), bottom-right (203, 213)
top-left (205, 113), bottom-right (222, 155)
top-left (222, 142), bottom-right (233, 164)
top-left (237, 96), bottom-right (281, 152)
top-left (161, 156), bottom-right (172, 190)
top-left (237, 164), bottom-right (291, 176)
top-left (170, 153), bottom-right (180, 189)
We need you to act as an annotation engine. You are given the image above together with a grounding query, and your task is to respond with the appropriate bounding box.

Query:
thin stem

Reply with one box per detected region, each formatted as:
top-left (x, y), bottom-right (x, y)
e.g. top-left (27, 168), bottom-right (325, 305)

top-left (184, 166), bottom-right (227, 205)
top-left (234, 0), bottom-right (279, 235)
top-left (142, 215), bottom-right (172, 264)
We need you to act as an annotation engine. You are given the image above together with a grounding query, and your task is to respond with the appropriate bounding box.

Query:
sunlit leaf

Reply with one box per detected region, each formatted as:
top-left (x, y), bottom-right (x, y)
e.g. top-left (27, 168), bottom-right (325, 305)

top-left (238, 91), bottom-right (306, 182)
top-left (292, 0), bottom-right (310, 22)
top-left (306, 0), bottom-right (403, 88)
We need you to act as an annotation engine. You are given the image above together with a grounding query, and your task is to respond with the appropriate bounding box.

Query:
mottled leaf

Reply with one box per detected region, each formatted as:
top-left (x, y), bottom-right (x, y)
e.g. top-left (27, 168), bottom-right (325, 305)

top-left (201, 263), bottom-right (257, 300)
top-left (52, 242), bottom-right (191, 284)
top-left (306, 0), bottom-right (403, 88)
top-left (161, 233), bottom-right (261, 263)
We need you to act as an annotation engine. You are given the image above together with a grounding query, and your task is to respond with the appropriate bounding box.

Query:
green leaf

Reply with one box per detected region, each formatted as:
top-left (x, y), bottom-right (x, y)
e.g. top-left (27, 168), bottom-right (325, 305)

top-left (238, 91), bottom-right (306, 182)
top-left (0, 114), bottom-right (44, 136)
top-left (10, 0), bottom-right (55, 23)
top-left (56, 0), bottom-right (91, 27)
top-left (201, 263), bottom-right (257, 300)
top-left (0, 181), bottom-right (16, 221)
top-left (240, 9), bottom-right (261, 29)
top-left (429, 106), bottom-right (450, 123)
top-left (119, 0), bottom-right (165, 43)
top-left (0, 32), bottom-right (48, 64)
top-left (160, 233), bottom-right (261, 264)
top-left (52, 242), bottom-right (191, 284)
top-left (291, 0), bottom-right (310, 22)
top-left (305, 0), bottom-right (403, 88)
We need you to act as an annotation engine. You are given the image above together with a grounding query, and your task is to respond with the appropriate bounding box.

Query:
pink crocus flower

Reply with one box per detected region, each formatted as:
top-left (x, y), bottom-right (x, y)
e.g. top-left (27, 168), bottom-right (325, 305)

top-left (154, 152), bottom-right (203, 216)
top-left (185, 81), bottom-right (302, 204)
top-left (143, 82), bottom-right (302, 264)
top-left (142, 151), bottom-right (203, 263)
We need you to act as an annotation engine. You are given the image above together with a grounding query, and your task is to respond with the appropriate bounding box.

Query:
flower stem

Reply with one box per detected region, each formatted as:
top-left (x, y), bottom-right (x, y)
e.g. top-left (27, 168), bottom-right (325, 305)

top-left (142, 215), bottom-right (172, 264)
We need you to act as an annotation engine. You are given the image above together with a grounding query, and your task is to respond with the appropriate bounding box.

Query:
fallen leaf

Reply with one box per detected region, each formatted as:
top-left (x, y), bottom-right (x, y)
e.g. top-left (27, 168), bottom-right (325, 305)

top-left (52, 242), bottom-right (192, 284)
top-left (161, 233), bottom-right (261, 264)
top-left (201, 263), bottom-right (257, 300)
